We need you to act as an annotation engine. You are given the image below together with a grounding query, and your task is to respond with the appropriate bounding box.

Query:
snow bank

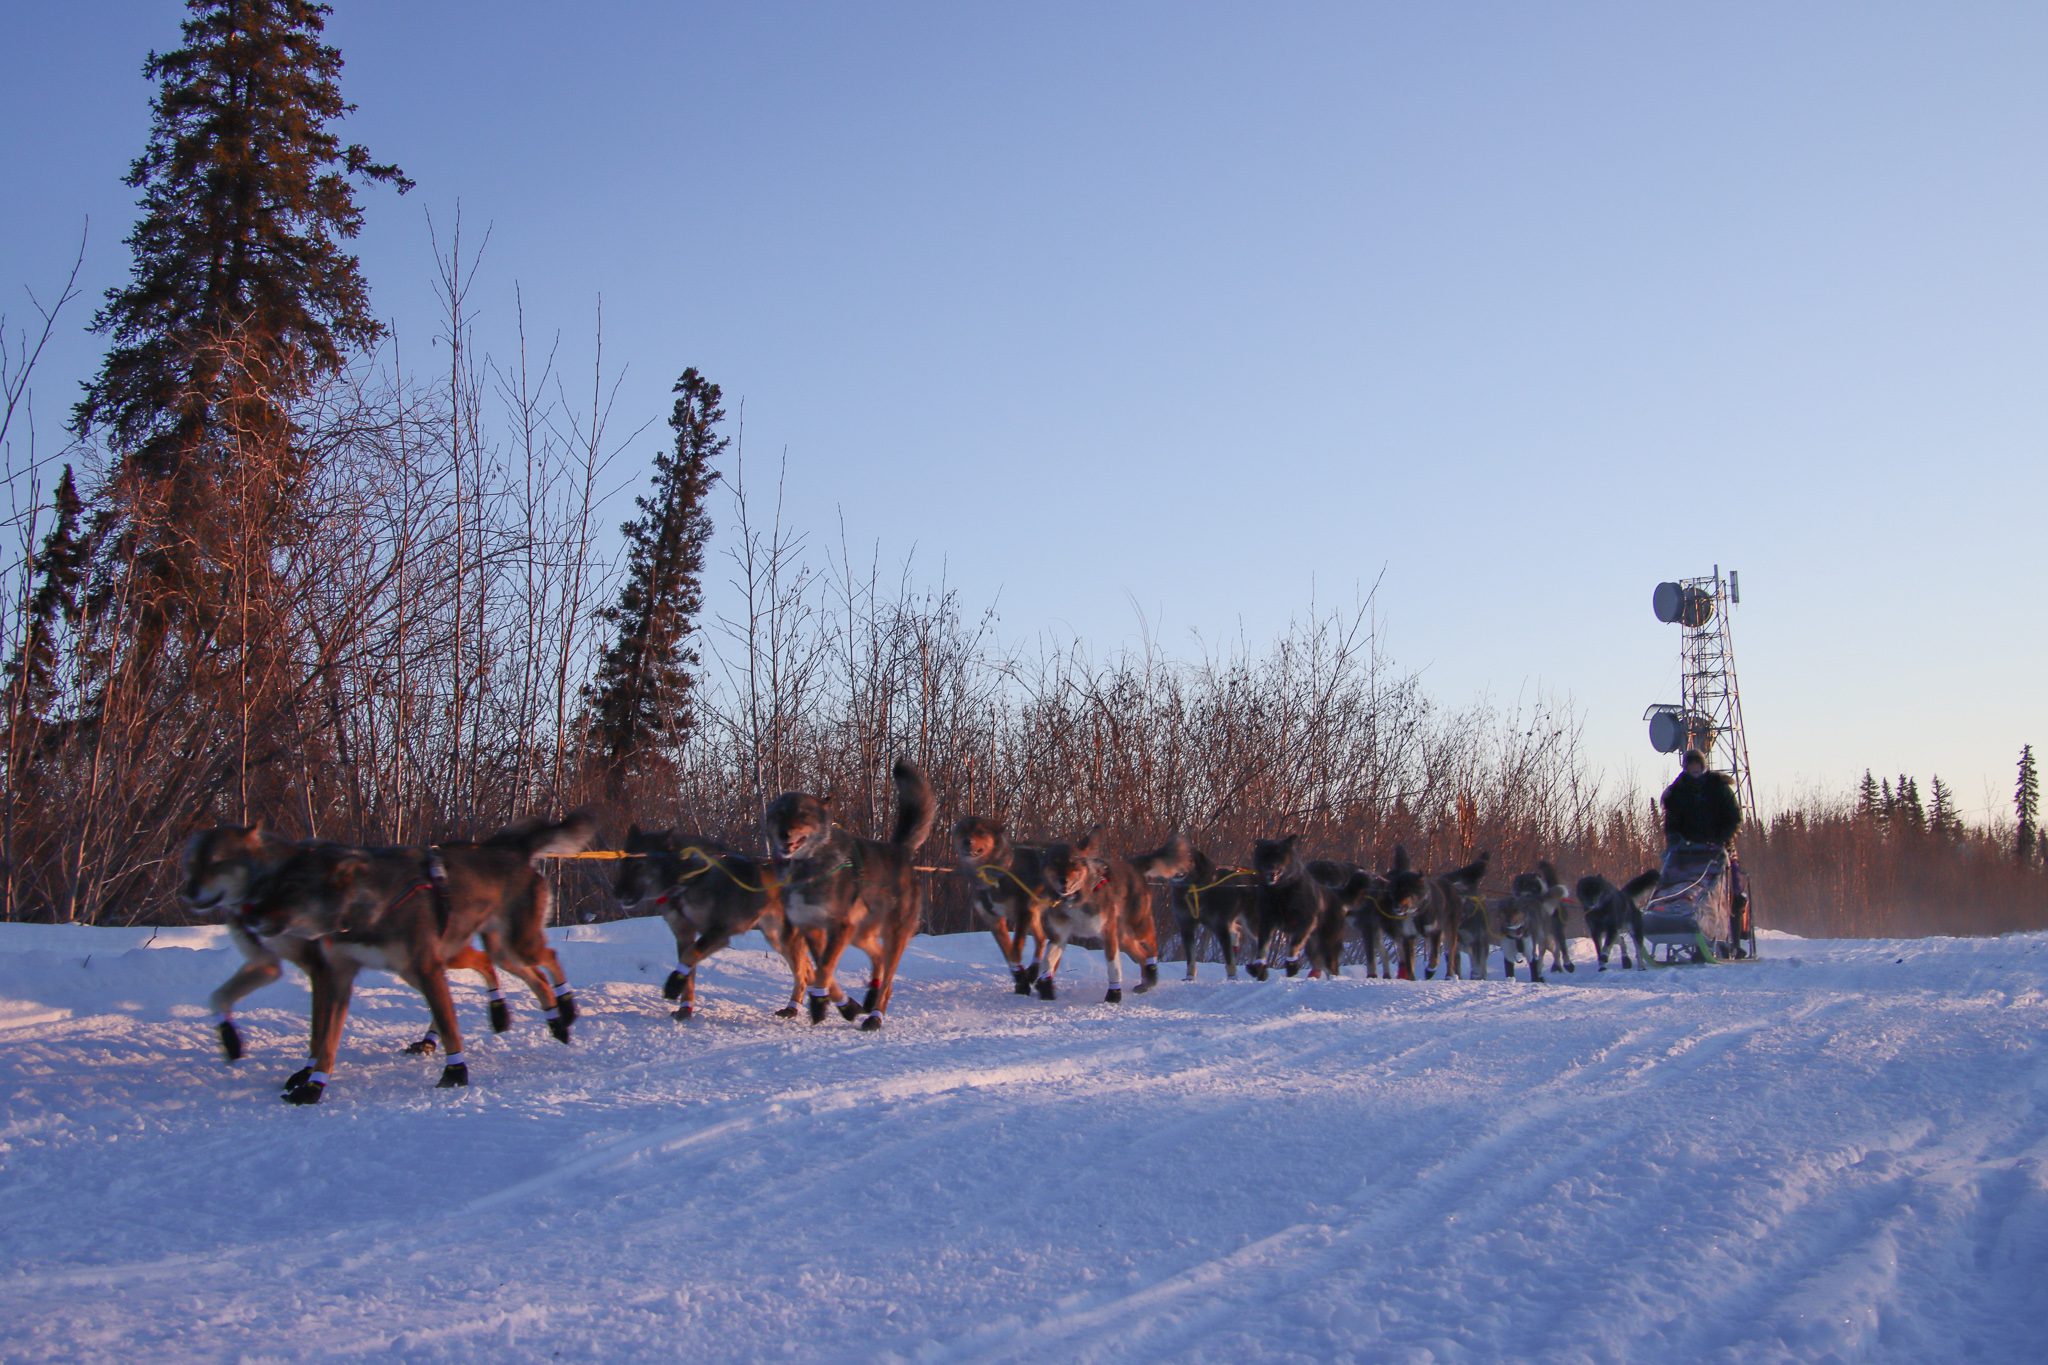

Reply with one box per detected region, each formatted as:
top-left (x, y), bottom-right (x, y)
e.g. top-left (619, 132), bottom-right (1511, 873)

top-left (2, 921), bottom-right (2044, 1361)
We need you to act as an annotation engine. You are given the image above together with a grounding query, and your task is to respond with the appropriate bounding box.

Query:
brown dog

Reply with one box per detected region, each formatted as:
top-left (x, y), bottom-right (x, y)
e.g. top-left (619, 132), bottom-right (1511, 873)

top-left (241, 813), bottom-right (595, 1103)
top-left (1030, 829), bottom-right (1173, 1002)
top-left (183, 824), bottom-right (517, 1063)
top-left (763, 758), bottom-right (935, 1031)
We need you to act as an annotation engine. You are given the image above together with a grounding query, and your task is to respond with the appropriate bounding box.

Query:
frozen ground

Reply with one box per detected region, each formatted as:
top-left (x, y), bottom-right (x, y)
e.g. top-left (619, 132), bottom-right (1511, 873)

top-left (2, 920), bottom-right (2045, 1363)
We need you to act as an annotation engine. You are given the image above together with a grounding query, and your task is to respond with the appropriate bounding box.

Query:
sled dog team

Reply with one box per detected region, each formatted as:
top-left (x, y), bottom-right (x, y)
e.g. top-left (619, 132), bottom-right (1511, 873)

top-left (181, 757), bottom-right (1663, 1105)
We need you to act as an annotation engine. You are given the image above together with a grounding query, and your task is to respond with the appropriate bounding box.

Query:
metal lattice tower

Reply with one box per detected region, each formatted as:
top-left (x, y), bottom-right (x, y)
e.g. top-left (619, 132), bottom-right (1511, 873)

top-left (1646, 566), bottom-right (1758, 827)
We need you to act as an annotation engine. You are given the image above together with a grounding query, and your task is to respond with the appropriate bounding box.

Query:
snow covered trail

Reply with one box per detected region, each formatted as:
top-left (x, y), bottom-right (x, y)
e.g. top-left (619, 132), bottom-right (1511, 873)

top-left (2, 922), bottom-right (2045, 1363)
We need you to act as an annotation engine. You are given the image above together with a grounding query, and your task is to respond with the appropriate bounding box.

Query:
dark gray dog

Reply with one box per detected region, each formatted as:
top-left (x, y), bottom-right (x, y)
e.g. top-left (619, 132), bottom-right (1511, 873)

top-left (952, 815), bottom-right (1051, 994)
top-left (1576, 870), bottom-right (1662, 971)
top-left (614, 828), bottom-right (823, 1020)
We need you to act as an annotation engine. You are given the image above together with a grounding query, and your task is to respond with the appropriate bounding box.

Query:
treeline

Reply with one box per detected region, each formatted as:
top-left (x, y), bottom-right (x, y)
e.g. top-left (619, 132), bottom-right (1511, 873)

top-left (2, 1), bottom-right (2043, 942)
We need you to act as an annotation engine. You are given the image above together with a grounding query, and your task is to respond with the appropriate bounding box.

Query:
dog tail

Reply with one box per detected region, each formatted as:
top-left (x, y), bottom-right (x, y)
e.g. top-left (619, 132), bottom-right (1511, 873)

top-left (1622, 869), bottom-right (1662, 903)
top-left (1537, 858), bottom-right (1560, 890)
top-left (1449, 850), bottom-right (1490, 889)
top-left (487, 810), bottom-right (600, 864)
top-left (1128, 830), bottom-right (1194, 881)
top-left (889, 758), bottom-right (937, 852)
top-left (1574, 875), bottom-right (1606, 905)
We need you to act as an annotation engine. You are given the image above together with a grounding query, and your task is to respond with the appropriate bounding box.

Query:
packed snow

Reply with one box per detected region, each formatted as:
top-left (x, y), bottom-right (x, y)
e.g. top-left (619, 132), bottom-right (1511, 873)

top-left (2, 919), bottom-right (2045, 1362)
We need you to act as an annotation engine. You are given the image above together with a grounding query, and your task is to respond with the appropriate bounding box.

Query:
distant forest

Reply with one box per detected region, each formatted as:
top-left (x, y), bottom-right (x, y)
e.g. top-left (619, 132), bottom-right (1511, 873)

top-left (4, 1), bottom-right (2042, 939)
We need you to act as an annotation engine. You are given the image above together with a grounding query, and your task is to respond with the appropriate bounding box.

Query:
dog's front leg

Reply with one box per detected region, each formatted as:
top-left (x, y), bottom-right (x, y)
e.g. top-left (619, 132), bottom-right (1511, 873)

top-left (208, 950), bottom-right (283, 1063)
top-left (807, 921), bottom-right (854, 1024)
top-left (416, 963), bottom-right (472, 1088)
top-left (670, 928), bottom-right (732, 1020)
top-left (1033, 938), bottom-right (1065, 1000)
top-left (1101, 920), bottom-right (1125, 1004)
top-left (986, 914), bottom-right (1024, 992)
top-left (284, 955), bottom-right (355, 1106)
top-left (773, 926), bottom-right (817, 1018)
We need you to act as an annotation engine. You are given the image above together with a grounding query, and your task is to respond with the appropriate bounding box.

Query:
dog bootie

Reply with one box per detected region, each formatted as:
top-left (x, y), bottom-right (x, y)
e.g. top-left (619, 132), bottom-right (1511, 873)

top-left (282, 1070), bottom-right (327, 1106)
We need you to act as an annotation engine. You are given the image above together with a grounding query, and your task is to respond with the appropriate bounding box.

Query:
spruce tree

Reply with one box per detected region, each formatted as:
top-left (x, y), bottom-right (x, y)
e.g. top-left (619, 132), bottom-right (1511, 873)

top-left (76, 0), bottom-right (408, 562)
top-left (4, 467), bottom-right (89, 721)
top-left (1856, 770), bottom-right (1881, 824)
top-left (2018, 745), bottom-right (2040, 865)
top-left (584, 368), bottom-right (723, 786)
top-left (1897, 775), bottom-right (1926, 836)
top-left (1928, 775), bottom-right (1960, 842)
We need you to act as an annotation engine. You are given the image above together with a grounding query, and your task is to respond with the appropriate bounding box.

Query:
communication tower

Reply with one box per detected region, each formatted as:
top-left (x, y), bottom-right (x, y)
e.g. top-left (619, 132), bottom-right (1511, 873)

top-left (1644, 566), bottom-right (1758, 825)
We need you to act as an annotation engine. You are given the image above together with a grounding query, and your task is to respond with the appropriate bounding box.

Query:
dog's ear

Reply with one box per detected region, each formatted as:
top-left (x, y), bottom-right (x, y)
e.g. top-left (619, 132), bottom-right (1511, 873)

top-left (818, 794), bottom-right (834, 812)
top-left (1281, 833), bottom-right (1300, 854)
top-left (248, 817), bottom-right (266, 840)
top-left (1074, 826), bottom-right (1101, 856)
top-left (627, 821), bottom-right (641, 840)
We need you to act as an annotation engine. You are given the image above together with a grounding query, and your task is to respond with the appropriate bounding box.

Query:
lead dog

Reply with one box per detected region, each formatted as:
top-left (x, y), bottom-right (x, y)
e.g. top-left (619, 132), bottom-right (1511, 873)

top-left (241, 813), bottom-right (596, 1103)
top-left (614, 828), bottom-right (825, 1020)
top-left (1031, 829), bottom-right (1174, 1002)
top-left (763, 758), bottom-right (935, 1031)
top-left (951, 815), bottom-right (1052, 994)
top-left (1576, 870), bottom-right (1661, 971)
top-left (182, 824), bottom-right (515, 1063)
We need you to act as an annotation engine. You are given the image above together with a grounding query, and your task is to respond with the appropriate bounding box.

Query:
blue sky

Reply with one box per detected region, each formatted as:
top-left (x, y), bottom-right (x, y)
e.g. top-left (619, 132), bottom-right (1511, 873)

top-left (3, 2), bottom-right (2043, 820)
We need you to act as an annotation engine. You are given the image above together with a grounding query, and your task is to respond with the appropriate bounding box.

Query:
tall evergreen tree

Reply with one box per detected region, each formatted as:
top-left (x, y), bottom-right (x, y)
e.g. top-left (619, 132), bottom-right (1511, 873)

top-left (584, 368), bottom-right (723, 786)
top-left (1856, 770), bottom-right (1881, 824)
top-left (2018, 744), bottom-right (2040, 865)
top-left (4, 467), bottom-right (89, 722)
top-left (1896, 775), bottom-right (1926, 836)
top-left (1927, 775), bottom-right (1961, 842)
top-left (75, 0), bottom-right (408, 576)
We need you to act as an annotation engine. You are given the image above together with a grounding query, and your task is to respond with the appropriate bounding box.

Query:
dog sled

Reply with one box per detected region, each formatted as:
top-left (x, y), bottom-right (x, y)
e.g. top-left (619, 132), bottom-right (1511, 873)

top-left (1639, 841), bottom-right (1757, 965)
